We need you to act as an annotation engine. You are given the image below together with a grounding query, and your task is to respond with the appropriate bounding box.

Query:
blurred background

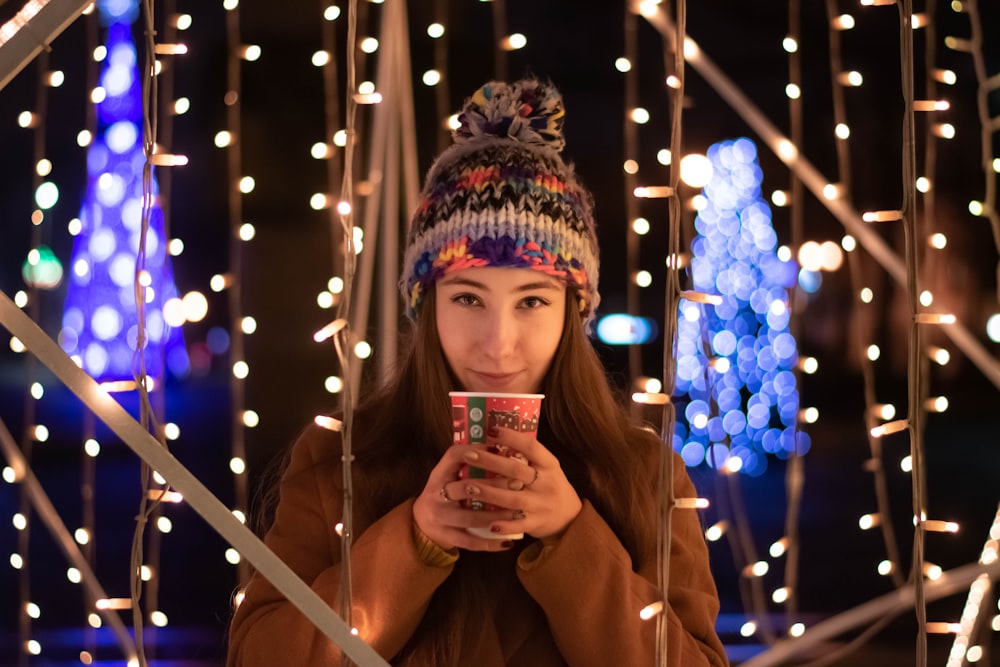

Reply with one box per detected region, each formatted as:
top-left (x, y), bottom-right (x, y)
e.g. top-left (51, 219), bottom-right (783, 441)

top-left (0, 0), bottom-right (998, 664)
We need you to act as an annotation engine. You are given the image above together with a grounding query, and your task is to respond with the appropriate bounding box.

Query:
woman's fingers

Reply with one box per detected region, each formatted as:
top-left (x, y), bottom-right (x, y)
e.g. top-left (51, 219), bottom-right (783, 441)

top-left (434, 508), bottom-right (523, 550)
top-left (461, 444), bottom-right (538, 486)
top-left (418, 431), bottom-right (578, 551)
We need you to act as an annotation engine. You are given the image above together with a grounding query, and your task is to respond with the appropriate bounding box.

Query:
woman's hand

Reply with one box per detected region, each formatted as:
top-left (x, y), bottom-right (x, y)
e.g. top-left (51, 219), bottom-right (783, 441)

top-left (471, 427), bottom-right (583, 544)
top-left (412, 443), bottom-right (523, 552)
top-left (412, 427), bottom-right (582, 551)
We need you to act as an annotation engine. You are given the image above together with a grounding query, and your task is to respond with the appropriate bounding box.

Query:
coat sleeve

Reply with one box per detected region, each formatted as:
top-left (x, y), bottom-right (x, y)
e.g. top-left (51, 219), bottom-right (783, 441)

top-left (226, 430), bottom-right (454, 665)
top-left (515, 455), bottom-right (729, 667)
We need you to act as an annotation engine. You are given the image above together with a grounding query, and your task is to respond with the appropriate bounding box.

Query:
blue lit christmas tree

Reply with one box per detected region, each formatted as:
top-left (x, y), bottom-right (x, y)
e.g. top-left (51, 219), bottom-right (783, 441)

top-left (673, 138), bottom-right (806, 476)
top-left (61, 0), bottom-right (187, 381)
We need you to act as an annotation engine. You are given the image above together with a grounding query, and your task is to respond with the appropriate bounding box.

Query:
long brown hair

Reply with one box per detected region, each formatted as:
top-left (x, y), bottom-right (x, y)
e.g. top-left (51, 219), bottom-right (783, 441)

top-left (344, 288), bottom-right (658, 664)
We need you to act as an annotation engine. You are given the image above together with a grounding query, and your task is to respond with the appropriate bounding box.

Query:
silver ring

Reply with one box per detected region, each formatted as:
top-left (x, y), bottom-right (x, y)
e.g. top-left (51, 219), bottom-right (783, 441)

top-left (439, 485), bottom-right (454, 503)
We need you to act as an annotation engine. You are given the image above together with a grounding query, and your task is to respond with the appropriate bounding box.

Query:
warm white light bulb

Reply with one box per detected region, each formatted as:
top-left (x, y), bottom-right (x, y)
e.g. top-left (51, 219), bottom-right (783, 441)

top-left (632, 217), bottom-right (650, 235)
top-left (769, 538), bottom-right (788, 558)
top-left (630, 107), bottom-right (650, 124)
top-left (679, 153), bottom-right (713, 187)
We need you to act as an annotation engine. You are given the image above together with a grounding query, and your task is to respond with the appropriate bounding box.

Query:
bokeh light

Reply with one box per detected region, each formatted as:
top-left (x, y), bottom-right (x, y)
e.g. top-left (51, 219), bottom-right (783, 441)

top-left (673, 138), bottom-right (802, 476)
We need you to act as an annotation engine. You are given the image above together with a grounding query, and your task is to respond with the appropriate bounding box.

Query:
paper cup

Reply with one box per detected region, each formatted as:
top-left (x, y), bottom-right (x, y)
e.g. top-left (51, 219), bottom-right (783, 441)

top-left (449, 392), bottom-right (544, 540)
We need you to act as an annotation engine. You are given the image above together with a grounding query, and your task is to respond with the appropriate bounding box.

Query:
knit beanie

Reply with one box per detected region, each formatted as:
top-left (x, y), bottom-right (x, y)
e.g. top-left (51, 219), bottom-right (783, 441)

top-left (400, 78), bottom-right (600, 329)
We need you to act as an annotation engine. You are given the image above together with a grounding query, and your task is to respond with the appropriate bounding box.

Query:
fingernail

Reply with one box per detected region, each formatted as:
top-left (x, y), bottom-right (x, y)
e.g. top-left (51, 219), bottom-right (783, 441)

top-left (508, 479), bottom-right (524, 491)
top-left (501, 540), bottom-right (514, 549)
top-left (463, 450), bottom-right (479, 462)
top-left (466, 484), bottom-right (481, 496)
top-left (491, 525), bottom-right (503, 533)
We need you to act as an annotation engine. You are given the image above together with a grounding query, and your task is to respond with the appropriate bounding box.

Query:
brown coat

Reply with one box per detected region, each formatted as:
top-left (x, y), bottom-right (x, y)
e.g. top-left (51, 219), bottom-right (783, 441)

top-left (227, 425), bottom-right (729, 666)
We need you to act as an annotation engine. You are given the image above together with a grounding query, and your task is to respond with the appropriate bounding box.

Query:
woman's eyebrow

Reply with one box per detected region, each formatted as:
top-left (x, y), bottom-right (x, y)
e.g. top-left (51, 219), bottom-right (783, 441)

top-left (512, 281), bottom-right (562, 292)
top-left (438, 276), bottom-right (562, 292)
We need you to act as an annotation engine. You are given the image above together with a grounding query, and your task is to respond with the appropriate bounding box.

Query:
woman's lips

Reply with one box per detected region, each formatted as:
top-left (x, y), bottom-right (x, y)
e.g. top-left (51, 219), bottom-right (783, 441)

top-left (470, 371), bottom-right (520, 388)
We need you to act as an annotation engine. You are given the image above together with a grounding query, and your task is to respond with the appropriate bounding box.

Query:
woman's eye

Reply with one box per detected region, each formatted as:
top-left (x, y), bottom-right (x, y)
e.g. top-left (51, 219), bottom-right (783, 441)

top-left (451, 293), bottom-right (481, 307)
top-left (520, 296), bottom-right (549, 309)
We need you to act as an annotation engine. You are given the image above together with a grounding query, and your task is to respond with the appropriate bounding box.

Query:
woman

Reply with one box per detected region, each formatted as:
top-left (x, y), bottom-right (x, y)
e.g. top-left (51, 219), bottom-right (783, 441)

top-left (228, 79), bottom-right (728, 666)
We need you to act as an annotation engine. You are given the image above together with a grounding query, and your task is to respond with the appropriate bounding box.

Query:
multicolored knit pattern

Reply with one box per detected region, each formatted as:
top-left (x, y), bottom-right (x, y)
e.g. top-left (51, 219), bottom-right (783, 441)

top-left (401, 79), bottom-right (600, 327)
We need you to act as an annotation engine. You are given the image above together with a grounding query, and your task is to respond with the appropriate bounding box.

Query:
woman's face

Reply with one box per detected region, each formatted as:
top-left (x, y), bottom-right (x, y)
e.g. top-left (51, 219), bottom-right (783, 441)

top-left (435, 267), bottom-right (566, 394)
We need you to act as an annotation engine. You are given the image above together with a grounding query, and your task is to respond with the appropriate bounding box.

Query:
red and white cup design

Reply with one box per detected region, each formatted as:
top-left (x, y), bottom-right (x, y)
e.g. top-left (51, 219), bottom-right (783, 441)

top-left (449, 392), bottom-right (543, 539)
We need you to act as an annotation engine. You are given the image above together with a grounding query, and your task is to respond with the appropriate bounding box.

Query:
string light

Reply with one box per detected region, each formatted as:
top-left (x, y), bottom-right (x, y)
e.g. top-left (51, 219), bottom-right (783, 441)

top-left (862, 210), bottom-right (903, 222)
top-left (675, 497), bottom-right (710, 509)
top-left (629, 107), bottom-right (650, 124)
top-left (836, 71), bottom-right (863, 86)
top-left (831, 14), bottom-right (855, 30)
top-left (924, 396), bottom-right (949, 413)
top-left (95, 598), bottom-right (132, 611)
top-left (915, 313), bottom-right (956, 324)
top-left (500, 33), bottom-right (526, 50)
top-left (632, 185), bottom-right (674, 199)
top-left (229, 458), bottom-right (246, 475)
top-left (0, 4), bottom-right (992, 664)
top-left (742, 561), bottom-right (769, 577)
top-left (922, 562), bottom-right (943, 580)
top-left (704, 521), bottom-right (728, 542)
top-left (314, 416), bottom-right (343, 432)
top-left (631, 392), bottom-right (671, 405)
top-left (870, 420), bottom-right (908, 438)
top-left (927, 346), bottom-right (951, 365)
top-left (639, 601), bottom-right (663, 620)
top-left (678, 290), bottom-right (722, 306)
top-left (769, 537), bottom-right (788, 557)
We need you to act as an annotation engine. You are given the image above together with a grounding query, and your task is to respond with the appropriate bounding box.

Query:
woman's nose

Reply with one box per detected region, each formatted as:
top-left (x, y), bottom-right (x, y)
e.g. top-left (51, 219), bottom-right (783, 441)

top-left (480, 309), bottom-right (518, 360)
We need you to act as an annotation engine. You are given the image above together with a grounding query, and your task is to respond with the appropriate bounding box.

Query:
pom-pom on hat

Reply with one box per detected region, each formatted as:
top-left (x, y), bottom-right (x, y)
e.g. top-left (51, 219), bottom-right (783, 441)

top-left (401, 78), bottom-right (600, 328)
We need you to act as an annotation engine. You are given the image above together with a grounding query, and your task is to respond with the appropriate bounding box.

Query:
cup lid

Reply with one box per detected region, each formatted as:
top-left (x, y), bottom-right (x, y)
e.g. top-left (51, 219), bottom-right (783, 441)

top-left (448, 392), bottom-right (544, 399)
